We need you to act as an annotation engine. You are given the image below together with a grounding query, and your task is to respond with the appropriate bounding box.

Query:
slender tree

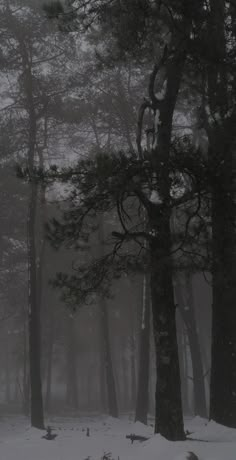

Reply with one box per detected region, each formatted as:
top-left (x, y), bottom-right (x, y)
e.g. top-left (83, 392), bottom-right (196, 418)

top-left (135, 274), bottom-right (150, 424)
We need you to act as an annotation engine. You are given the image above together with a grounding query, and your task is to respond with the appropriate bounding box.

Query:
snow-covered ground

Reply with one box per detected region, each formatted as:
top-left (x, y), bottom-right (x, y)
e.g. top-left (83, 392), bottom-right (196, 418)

top-left (0, 414), bottom-right (235, 460)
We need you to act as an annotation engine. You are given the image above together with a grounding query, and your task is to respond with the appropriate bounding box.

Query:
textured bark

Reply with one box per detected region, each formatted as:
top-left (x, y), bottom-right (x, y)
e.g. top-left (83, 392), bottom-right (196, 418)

top-left (150, 221), bottom-right (185, 440)
top-left (135, 274), bottom-right (150, 424)
top-left (147, 46), bottom-right (187, 440)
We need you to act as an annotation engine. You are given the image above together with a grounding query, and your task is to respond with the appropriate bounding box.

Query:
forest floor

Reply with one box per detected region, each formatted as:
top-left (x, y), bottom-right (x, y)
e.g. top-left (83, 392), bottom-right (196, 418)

top-left (0, 413), bottom-right (235, 460)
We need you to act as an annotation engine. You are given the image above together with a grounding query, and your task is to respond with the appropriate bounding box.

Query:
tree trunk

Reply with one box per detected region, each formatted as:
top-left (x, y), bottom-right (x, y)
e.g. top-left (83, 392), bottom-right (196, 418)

top-left (210, 183), bottom-right (236, 426)
top-left (5, 332), bottom-right (10, 404)
top-left (146, 45), bottom-right (187, 440)
top-left (135, 274), bottom-right (150, 424)
top-left (65, 316), bottom-right (79, 410)
top-left (45, 308), bottom-right (54, 412)
top-left (207, 0), bottom-right (236, 427)
top-left (176, 311), bottom-right (191, 415)
top-left (28, 181), bottom-right (44, 429)
top-left (100, 298), bottom-right (118, 418)
top-left (175, 276), bottom-right (207, 418)
top-left (150, 221), bottom-right (185, 440)
top-left (99, 329), bottom-right (107, 413)
top-left (19, 36), bottom-right (44, 429)
top-left (130, 332), bottom-right (137, 410)
top-left (121, 351), bottom-right (129, 410)
top-left (98, 216), bottom-right (118, 418)
top-left (23, 319), bottom-right (30, 416)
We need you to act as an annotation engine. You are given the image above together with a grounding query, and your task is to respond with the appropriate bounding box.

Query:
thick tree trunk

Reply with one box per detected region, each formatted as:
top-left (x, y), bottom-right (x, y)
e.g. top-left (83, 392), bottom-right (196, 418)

top-left (146, 45), bottom-right (187, 440)
top-left (175, 277), bottom-right (207, 418)
top-left (135, 274), bottom-right (150, 424)
top-left (210, 184), bottom-right (236, 426)
top-left (100, 298), bottom-right (118, 418)
top-left (150, 220), bottom-right (185, 440)
top-left (207, 0), bottom-right (236, 427)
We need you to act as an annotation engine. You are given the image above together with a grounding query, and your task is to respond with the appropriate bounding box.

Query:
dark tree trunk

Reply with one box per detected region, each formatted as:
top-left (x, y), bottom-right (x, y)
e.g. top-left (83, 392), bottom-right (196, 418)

top-left (207, 0), bottom-right (236, 427)
top-left (210, 184), bottom-right (236, 426)
top-left (19, 36), bottom-right (44, 429)
top-left (28, 182), bottom-right (44, 429)
top-left (23, 320), bottom-right (30, 416)
top-left (150, 222), bottom-right (185, 440)
top-left (135, 274), bottom-right (150, 424)
top-left (98, 216), bottom-right (118, 418)
top-left (146, 45), bottom-right (187, 440)
top-left (45, 308), bottom-right (54, 412)
top-left (100, 298), bottom-right (118, 418)
top-left (176, 277), bottom-right (207, 418)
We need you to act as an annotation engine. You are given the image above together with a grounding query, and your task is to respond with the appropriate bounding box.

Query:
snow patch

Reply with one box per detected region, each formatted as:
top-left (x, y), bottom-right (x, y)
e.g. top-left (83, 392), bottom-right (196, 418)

top-left (149, 190), bottom-right (162, 204)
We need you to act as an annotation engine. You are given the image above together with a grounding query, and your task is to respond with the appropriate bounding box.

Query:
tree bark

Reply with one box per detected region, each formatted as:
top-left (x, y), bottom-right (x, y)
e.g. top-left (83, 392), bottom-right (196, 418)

top-left (5, 332), bottom-right (10, 403)
top-left (135, 274), bottom-right (150, 424)
top-left (28, 180), bottom-right (44, 428)
top-left (176, 311), bottom-right (191, 415)
top-left (98, 216), bottom-right (118, 417)
top-left (65, 316), bottom-right (79, 410)
top-left (100, 298), bottom-right (118, 418)
top-left (175, 276), bottom-right (207, 418)
top-left (150, 220), bottom-right (185, 440)
top-left (206, 0), bottom-right (236, 426)
top-left (210, 180), bottom-right (236, 426)
top-left (22, 319), bottom-right (30, 416)
top-left (45, 308), bottom-right (54, 412)
top-left (130, 332), bottom-right (137, 410)
top-left (146, 46), bottom-right (187, 440)
top-left (17, 32), bottom-right (45, 428)
top-left (99, 326), bottom-right (107, 413)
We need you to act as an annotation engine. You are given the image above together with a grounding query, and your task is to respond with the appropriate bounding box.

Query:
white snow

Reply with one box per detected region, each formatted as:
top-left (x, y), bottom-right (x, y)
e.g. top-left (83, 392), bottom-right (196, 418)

top-left (149, 190), bottom-right (163, 204)
top-left (153, 109), bottom-right (161, 148)
top-left (0, 414), bottom-right (236, 460)
top-left (155, 80), bottom-right (167, 101)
